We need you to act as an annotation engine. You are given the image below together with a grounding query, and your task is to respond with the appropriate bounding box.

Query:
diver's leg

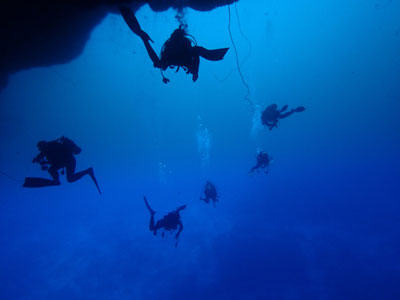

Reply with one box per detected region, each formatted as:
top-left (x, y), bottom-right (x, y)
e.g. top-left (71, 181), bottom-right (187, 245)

top-left (142, 39), bottom-right (162, 68)
top-left (85, 167), bottom-right (102, 194)
top-left (65, 158), bottom-right (89, 182)
top-left (65, 159), bottom-right (102, 194)
top-left (294, 106), bottom-right (306, 113)
top-left (22, 177), bottom-right (61, 187)
top-left (144, 196), bottom-right (155, 215)
top-left (281, 106), bottom-right (305, 119)
top-left (175, 221), bottom-right (183, 240)
top-left (151, 220), bottom-right (164, 236)
top-left (65, 157), bottom-right (87, 182)
top-left (65, 157), bottom-right (82, 182)
top-left (144, 196), bottom-right (157, 232)
top-left (149, 214), bottom-right (155, 231)
top-left (120, 7), bottom-right (145, 36)
top-left (120, 6), bottom-right (162, 68)
top-left (279, 110), bottom-right (295, 119)
top-left (280, 105), bottom-right (288, 112)
top-left (23, 165), bottom-right (61, 188)
top-left (48, 165), bottom-right (61, 185)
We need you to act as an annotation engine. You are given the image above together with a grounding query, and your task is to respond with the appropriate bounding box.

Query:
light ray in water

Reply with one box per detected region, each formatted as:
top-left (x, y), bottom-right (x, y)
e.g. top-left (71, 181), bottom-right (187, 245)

top-left (196, 116), bottom-right (211, 166)
top-left (158, 162), bottom-right (172, 184)
top-left (251, 103), bottom-right (263, 137)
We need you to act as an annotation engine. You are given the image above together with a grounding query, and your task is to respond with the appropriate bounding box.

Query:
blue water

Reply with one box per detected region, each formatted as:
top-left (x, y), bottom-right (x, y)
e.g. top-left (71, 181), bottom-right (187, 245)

top-left (1, 1), bottom-right (400, 299)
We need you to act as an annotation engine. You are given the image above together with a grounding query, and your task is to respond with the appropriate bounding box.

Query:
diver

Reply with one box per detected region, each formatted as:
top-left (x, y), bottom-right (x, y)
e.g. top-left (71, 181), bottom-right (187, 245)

top-left (249, 151), bottom-right (271, 174)
top-left (200, 181), bottom-right (218, 205)
top-left (261, 104), bottom-right (305, 130)
top-left (120, 6), bottom-right (229, 83)
top-left (23, 136), bottom-right (102, 194)
top-left (144, 196), bottom-right (186, 247)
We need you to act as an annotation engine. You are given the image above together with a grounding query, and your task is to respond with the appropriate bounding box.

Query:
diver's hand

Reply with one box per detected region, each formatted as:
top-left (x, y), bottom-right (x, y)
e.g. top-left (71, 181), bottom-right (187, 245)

top-left (162, 77), bottom-right (170, 84)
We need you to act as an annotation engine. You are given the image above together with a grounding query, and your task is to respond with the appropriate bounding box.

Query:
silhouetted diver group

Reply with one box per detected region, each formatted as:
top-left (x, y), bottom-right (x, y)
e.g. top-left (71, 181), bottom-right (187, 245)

top-left (12, 5), bottom-right (306, 247)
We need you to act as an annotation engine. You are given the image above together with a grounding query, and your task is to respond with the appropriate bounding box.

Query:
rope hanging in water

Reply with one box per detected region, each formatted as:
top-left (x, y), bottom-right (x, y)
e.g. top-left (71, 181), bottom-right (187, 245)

top-left (0, 170), bottom-right (23, 183)
top-left (234, 2), bottom-right (253, 64)
top-left (227, 3), bottom-right (253, 109)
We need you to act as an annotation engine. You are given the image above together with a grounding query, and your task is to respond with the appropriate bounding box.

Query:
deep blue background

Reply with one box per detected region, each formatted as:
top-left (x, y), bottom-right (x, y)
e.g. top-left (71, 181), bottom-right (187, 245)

top-left (1, 1), bottom-right (400, 299)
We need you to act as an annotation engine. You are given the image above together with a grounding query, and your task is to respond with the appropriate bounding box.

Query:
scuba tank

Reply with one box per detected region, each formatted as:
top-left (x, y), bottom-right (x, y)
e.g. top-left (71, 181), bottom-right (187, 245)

top-left (58, 136), bottom-right (81, 155)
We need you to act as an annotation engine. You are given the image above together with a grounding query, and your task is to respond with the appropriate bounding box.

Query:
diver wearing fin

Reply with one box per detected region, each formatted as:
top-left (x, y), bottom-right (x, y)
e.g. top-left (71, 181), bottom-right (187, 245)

top-left (144, 196), bottom-right (185, 247)
top-left (120, 6), bottom-right (229, 83)
top-left (261, 104), bottom-right (306, 130)
top-left (200, 181), bottom-right (218, 206)
top-left (23, 136), bottom-right (102, 194)
top-left (249, 151), bottom-right (271, 174)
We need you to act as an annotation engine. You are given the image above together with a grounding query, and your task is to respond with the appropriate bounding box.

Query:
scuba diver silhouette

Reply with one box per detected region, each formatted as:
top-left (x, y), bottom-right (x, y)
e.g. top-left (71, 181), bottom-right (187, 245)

top-left (200, 181), bottom-right (218, 205)
top-left (261, 104), bottom-right (305, 130)
top-left (23, 136), bottom-right (101, 194)
top-left (249, 151), bottom-right (271, 174)
top-left (120, 6), bottom-right (229, 83)
top-left (144, 196), bottom-right (186, 247)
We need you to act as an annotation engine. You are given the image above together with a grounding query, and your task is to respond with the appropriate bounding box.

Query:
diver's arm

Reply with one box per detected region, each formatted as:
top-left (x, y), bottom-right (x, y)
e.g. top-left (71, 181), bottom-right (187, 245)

top-left (32, 152), bottom-right (45, 164)
top-left (174, 222), bottom-right (183, 247)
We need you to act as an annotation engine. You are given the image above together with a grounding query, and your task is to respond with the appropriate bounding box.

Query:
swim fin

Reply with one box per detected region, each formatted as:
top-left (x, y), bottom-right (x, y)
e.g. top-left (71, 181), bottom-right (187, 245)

top-left (88, 168), bottom-right (102, 194)
top-left (22, 177), bottom-right (59, 188)
top-left (294, 106), bottom-right (306, 113)
top-left (144, 196), bottom-right (155, 215)
top-left (196, 46), bottom-right (229, 61)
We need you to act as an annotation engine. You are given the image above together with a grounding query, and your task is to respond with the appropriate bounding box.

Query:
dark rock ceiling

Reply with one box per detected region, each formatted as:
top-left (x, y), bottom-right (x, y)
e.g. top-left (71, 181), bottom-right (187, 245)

top-left (0, 0), bottom-right (237, 91)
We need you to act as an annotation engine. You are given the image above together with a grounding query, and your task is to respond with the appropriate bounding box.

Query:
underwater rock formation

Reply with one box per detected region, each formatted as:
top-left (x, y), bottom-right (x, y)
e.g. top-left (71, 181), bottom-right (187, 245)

top-left (0, 0), bottom-right (237, 91)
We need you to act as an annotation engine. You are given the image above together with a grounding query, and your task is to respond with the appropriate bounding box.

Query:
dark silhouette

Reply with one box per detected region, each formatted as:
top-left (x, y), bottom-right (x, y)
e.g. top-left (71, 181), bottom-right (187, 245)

top-left (23, 136), bottom-right (101, 194)
top-left (120, 6), bottom-right (229, 83)
top-left (249, 151), bottom-right (271, 174)
top-left (200, 181), bottom-right (218, 205)
top-left (1, 1), bottom-right (237, 92)
top-left (261, 104), bottom-right (305, 130)
top-left (144, 196), bottom-right (186, 247)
